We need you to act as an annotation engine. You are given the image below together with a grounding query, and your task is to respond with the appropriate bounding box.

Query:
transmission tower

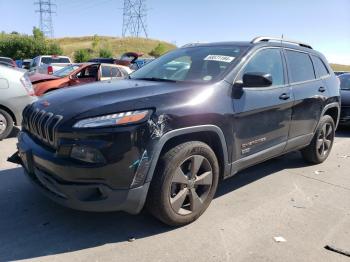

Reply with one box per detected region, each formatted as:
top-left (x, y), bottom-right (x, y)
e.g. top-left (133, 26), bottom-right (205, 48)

top-left (122, 0), bottom-right (148, 38)
top-left (35, 0), bottom-right (56, 38)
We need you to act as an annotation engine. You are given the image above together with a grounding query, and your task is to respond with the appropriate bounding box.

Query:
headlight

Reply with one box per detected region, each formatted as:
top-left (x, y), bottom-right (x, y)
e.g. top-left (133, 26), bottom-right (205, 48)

top-left (73, 110), bottom-right (151, 128)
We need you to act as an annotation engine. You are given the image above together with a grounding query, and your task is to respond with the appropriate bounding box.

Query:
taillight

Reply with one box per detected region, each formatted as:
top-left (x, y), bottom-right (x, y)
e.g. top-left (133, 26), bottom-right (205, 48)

top-left (47, 65), bottom-right (53, 75)
top-left (20, 75), bottom-right (35, 96)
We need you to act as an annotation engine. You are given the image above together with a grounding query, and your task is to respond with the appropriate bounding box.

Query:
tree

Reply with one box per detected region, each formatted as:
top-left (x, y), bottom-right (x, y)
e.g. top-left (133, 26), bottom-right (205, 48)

top-left (149, 43), bottom-right (167, 58)
top-left (33, 27), bottom-right (44, 40)
top-left (0, 32), bottom-right (62, 60)
top-left (74, 49), bottom-right (91, 63)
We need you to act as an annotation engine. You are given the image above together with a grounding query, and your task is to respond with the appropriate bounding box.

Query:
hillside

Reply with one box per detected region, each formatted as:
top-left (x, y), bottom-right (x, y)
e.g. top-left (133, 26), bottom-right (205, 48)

top-left (54, 36), bottom-right (177, 58)
top-left (330, 64), bottom-right (350, 72)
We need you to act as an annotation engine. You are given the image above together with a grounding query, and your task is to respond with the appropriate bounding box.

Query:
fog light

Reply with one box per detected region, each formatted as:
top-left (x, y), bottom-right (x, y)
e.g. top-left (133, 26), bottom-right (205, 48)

top-left (70, 145), bottom-right (106, 164)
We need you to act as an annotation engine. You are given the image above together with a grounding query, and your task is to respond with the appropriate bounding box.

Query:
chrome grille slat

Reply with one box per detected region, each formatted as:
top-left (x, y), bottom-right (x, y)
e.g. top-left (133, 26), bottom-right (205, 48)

top-left (23, 105), bottom-right (63, 148)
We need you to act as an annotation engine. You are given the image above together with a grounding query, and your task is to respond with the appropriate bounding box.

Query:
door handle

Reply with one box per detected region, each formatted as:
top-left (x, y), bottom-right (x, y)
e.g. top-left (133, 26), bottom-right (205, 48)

top-left (319, 86), bottom-right (326, 93)
top-left (279, 93), bottom-right (290, 100)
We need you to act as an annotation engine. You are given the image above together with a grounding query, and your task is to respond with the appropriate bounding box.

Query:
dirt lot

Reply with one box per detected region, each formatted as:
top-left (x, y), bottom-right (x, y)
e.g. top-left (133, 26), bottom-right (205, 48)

top-left (0, 128), bottom-right (349, 262)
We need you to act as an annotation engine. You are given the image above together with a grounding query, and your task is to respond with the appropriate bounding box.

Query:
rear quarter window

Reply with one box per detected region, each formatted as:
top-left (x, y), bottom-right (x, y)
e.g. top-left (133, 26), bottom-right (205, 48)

top-left (285, 50), bottom-right (315, 83)
top-left (312, 55), bottom-right (329, 78)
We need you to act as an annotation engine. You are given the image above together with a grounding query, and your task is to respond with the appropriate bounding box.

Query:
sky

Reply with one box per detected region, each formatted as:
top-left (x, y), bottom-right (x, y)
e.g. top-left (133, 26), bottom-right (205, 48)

top-left (0, 0), bottom-right (349, 64)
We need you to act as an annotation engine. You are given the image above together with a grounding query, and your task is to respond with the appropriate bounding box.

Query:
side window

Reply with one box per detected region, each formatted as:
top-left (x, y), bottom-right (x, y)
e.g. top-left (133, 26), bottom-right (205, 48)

top-left (285, 50), bottom-right (315, 83)
top-left (312, 55), bottom-right (329, 78)
top-left (102, 66), bottom-right (115, 78)
top-left (241, 48), bottom-right (284, 86)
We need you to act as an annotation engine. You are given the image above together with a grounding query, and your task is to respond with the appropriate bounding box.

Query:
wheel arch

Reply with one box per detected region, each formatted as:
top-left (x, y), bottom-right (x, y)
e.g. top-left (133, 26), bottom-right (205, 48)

top-left (321, 102), bottom-right (340, 128)
top-left (145, 125), bottom-right (230, 183)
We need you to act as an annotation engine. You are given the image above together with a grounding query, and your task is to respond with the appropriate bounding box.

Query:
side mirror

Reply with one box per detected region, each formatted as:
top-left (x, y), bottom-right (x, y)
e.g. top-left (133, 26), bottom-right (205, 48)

top-left (242, 72), bottom-right (272, 88)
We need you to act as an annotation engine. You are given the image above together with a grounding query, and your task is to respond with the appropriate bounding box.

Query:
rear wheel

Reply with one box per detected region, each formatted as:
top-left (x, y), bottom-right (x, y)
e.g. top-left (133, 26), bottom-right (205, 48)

top-left (301, 115), bottom-right (335, 164)
top-left (0, 109), bottom-right (14, 140)
top-left (147, 141), bottom-right (219, 226)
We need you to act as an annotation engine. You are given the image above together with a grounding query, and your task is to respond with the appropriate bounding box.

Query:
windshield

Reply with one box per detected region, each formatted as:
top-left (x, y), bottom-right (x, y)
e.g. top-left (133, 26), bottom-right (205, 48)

top-left (53, 65), bottom-right (80, 77)
top-left (130, 45), bottom-right (245, 83)
top-left (340, 74), bottom-right (350, 90)
top-left (41, 57), bottom-right (71, 64)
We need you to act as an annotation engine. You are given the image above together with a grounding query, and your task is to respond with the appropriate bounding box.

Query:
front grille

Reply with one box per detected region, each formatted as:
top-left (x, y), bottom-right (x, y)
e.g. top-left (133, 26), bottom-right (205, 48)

top-left (22, 105), bottom-right (63, 148)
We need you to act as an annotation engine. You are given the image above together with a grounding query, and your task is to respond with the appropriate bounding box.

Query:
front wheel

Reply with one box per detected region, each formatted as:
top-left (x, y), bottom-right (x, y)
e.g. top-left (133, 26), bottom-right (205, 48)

top-left (301, 115), bottom-right (335, 164)
top-left (147, 141), bottom-right (219, 226)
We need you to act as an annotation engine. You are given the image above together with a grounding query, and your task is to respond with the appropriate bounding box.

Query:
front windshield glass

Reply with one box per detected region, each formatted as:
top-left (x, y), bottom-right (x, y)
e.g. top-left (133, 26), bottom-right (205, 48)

top-left (340, 74), bottom-right (350, 90)
top-left (53, 65), bottom-right (80, 77)
top-left (130, 45), bottom-right (245, 83)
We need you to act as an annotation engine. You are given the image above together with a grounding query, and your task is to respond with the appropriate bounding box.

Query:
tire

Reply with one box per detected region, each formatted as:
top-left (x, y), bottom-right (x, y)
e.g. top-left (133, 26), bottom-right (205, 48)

top-left (0, 109), bottom-right (14, 140)
top-left (147, 141), bottom-right (219, 226)
top-left (301, 115), bottom-right (335, 164)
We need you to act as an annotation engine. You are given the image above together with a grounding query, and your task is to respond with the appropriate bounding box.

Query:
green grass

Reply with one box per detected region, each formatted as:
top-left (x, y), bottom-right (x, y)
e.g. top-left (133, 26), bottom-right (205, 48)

top-left (330, 64), bottom-right (350, 72)
top-left (54, 36), bottom-right (177, 59)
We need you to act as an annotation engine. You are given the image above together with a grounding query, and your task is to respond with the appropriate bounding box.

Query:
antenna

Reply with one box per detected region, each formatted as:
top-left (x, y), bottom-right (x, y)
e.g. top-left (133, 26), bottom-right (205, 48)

top-left (122, 0), bottom-right (148, 38)
top-left (34, 0), bottom-right (56, 38)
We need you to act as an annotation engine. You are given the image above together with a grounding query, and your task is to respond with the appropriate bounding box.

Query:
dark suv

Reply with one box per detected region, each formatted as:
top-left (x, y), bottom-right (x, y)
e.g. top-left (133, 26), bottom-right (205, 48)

top-left (11, 37), bottom-right (340, 226)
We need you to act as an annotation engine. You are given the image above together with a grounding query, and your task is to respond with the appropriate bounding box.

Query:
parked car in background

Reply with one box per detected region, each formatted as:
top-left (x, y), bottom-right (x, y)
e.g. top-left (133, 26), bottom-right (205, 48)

top-left (0, 57), bottom-right (17, 68)
top-left (11, 36), bottom-right (340, 226)
top-left (29, 55), bottom-right (72, 75)
top-left (22, 59), bottom-right (33, 70)
top-left (334, 71), bottom-right (349, 76)
top-left (30, 63), bottom-right (130, 96)
top-left (0, 65), bottom-right (36, 139)
top-left (89, 52), bottom-right (143, 71)
top-left (339, 73), bottom-right (350, 125)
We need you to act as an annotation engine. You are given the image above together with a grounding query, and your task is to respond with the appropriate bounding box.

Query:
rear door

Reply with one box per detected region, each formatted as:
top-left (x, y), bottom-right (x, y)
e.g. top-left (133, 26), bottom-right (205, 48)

top-left (232, 47), bottom-right (293, 165)
top-left (284, 49), bottom-right (326, 148)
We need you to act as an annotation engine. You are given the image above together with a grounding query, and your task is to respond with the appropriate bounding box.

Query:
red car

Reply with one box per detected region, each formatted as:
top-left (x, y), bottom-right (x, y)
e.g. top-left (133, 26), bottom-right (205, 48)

top-left (30, 63), bottom-right (131, 96)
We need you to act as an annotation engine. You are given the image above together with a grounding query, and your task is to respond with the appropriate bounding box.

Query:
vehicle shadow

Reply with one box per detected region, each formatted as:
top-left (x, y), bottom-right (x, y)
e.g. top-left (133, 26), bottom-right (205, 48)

top-left (0, 151), bottom-right (315, 261)
top-left (335, 126), bottom-right (350, 137)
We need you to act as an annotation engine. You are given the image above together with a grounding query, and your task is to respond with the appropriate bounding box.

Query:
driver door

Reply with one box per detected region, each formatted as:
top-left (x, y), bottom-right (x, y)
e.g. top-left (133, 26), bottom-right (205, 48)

top-left (231, 48), bottom-right (293, 168)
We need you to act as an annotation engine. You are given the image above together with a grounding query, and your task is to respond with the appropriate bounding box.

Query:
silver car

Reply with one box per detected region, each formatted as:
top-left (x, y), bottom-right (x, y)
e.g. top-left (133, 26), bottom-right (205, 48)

top-left (0, 65), bottom-right (37, 140)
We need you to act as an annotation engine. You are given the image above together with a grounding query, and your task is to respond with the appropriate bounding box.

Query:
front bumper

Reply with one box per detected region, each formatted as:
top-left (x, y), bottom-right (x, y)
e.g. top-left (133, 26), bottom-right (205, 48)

top-left (12, 131), bottom-right (151, 214)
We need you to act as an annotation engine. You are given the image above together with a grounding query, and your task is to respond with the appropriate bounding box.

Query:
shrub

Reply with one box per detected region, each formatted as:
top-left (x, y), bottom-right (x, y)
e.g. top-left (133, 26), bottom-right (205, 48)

top-left (0, 28), bottom-right (63, 60)
top-left (74, 49), bottom-right (91, 62)
top-left (149, 43), bottom-right (167, 58)
top-left (99, 48), bottom-right (113, 58)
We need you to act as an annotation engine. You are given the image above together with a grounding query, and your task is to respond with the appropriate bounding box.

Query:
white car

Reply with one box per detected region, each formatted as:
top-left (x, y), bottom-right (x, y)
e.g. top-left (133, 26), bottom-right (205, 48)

top-left (29, 55), bottom-right (72, 75)
top-left (0, 65), bottom-right (37, 139)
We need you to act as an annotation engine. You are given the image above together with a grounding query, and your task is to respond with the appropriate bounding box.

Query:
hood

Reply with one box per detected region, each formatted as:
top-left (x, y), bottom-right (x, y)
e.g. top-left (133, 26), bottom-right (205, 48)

top-left (30, 73), bottom-right (59, 84)
top-left (33, 79), bottom-right (201, 122)
top-left (341, 89), bottom-right (350, 106)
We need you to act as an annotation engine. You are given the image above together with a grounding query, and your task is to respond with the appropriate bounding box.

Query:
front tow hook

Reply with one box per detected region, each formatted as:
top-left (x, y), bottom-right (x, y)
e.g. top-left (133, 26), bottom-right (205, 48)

top-left (7, 151), bottom-right (22, 165)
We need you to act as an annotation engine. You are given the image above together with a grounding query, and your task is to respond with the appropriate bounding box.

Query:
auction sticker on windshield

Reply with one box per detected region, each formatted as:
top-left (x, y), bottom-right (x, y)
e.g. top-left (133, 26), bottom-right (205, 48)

top-left (204, 55), bottom-right (235, 63)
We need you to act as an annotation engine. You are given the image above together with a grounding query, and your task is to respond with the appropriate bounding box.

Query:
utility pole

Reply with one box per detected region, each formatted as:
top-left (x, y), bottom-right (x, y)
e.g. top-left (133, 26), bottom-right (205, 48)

top-left (34, 0), bottom-right (56, 38)
top-left (122, 0), bottom-right (148, 38)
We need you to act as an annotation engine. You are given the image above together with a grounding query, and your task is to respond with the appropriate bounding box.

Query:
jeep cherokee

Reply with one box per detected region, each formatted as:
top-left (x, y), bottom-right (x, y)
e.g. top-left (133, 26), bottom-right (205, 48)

top-left (10, 36), bottom-right (340, 226)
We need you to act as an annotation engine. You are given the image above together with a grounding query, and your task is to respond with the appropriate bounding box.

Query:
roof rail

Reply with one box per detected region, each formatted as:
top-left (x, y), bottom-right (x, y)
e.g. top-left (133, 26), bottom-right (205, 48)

top-left (251, 36), bottom-right (313, 49)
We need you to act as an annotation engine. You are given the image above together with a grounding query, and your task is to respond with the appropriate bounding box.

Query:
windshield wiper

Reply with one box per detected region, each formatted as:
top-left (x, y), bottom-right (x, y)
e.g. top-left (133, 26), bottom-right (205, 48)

top-left (132, 77), bottom-right (177, 83)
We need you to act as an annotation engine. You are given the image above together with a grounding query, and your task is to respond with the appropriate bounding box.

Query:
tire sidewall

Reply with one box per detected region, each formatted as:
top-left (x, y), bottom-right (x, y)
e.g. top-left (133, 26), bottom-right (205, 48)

top-left (315, 116), bottom-right (335, 162)
top-left (0, 109), bottom-right (13, 140)
top-left (160, 143), bottom-right (219, 225)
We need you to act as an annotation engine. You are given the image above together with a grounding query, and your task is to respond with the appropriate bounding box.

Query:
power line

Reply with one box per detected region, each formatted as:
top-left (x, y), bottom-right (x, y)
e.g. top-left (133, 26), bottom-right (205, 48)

top-left (122, 0), bottom-right (148, 38)
top-left (34, 0), bottom-right (56, 38)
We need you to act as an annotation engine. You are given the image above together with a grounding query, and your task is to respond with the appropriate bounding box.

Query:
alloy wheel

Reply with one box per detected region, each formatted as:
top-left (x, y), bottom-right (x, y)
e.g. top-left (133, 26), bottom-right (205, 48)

top-left (317, 123), bottom-right (333, 157)
top-left (169, 155), bottom-right (213, 215)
